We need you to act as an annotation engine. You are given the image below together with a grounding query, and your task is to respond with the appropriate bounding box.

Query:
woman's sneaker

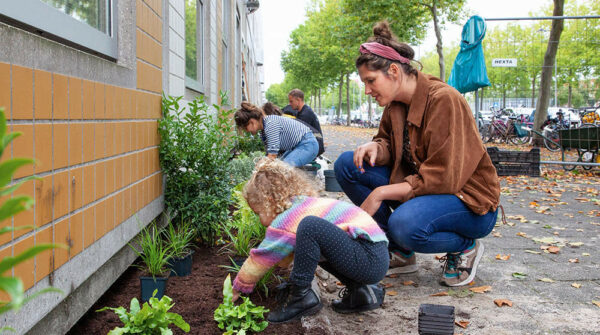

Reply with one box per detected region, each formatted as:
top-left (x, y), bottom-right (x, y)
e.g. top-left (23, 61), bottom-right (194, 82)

top-left (387, 250), bottom-right (418, 275)
top-left (440, 240), bottom-right (484, 287)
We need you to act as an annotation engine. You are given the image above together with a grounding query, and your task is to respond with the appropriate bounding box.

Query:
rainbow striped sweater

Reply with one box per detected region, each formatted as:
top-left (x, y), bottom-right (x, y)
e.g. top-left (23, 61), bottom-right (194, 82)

top-left (232, 196), bottom-right (388, 294)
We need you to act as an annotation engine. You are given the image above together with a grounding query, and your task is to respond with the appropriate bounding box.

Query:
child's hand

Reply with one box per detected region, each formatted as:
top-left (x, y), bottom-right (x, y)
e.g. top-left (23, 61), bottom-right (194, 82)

top-left (232, 288), bottom-right (240, 302)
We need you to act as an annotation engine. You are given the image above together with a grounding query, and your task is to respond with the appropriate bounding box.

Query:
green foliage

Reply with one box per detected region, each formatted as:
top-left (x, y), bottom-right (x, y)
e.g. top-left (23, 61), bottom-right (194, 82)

top-left (129, 224), bottom-right (172, 277)
top-left (214, 275), bottom-right (269, 335)
top-left (158, 93), bottom-right (236, 245)
top-left (229, 152), bottom-right (264, 187)
top-left (221, 260), bottom-right (279, 298)
top-left (162, 217), bottom-right (195, 259)
top-left (97, 290), bottom-right (190, 334)
top-left (184, 0), bottom-right (197, 79)
top-left (221, 182), bottom-right (265, 257)
top-left (0, 108), bottom-right (62, 328)
top-left (234, 133), bottom-right (264, 157)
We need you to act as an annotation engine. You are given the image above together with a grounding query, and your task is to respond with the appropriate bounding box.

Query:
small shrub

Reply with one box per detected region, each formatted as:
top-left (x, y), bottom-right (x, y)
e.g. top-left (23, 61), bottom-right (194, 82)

top-left (222, 182), bottom-right (265, 257)
top-left (214, 275), bottom-right (269, 334)
top-left (129, 224), bottom-right (172, 277)
top-left (234, 132), bottom-right (264, 156)
top-left (158, 93), bottom-right (236, 245)
top-left (163, 217), bottom-right (195, 259)
top-left (97, 290), bottom-right (190, 334)
top-left (229, 151), bottom-right (264, 186)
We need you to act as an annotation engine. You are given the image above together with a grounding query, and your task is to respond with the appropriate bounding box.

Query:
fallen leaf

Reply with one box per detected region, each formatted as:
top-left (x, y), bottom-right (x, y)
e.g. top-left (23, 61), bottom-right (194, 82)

top-left (403, 280), bottom-right (418, 287)
top-left (492, 232), bottom-right (502, 238)
top-left (386, 273), bottom-right (399, 278)
top-left (516, 232), bottom-right (528, 238)
top-left (553, 232), bottom-right (560, 236)
top-left (529, 201), bottom-right (539, 207)
top-left (547, 246), bottom-right (560, 254)
top-left (539, 278), bottom-right (555, 283)
top-left (525, 250), bottom-right (541, 254)
top-left (430, 291), bottom-right (448, 297)
top-left (434, 255), bottom-right (444, 260)
top-left (569, 258), bottom-right (579, 263)
top-left (543, 224), bottom-right (552, 229)
top-left (592, 301), bottom-right (600, 308)
top-left (568, 242), bottom-right (584, 247)
top-left (336, 281), bottom-right (343, 286)
top-left (576, 229), bottom-right (584, 232)
top-left (512, 272), bottom-right (527, 279)
top-left (469, 285), bottom-right (492, 293)
top-left (455, 320), bottom-right (470, 329)
top-left (495, 254), bottom-right (510, 261)
top-left (572, 283), bottom-right (582, 289)
top-left (494, 299), bottom-right (513, 307)
top-left (382, 282), bottom-right (394, 288)
top-left (582, 253), bottom-right (591, 256)
top-left (386, 290), bottom-right (398, 296)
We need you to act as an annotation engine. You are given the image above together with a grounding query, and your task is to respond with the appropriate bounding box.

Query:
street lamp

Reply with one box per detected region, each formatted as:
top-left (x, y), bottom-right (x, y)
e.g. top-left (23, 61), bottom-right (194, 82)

top-left (538, 28), bottom-right (558, 107)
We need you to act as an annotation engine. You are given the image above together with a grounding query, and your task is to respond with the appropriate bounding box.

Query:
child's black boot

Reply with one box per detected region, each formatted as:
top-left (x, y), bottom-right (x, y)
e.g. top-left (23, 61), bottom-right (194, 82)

top-left (267, 283), bottom-right (322, 323)
top-left (332, 283), bottom-right (385, 314)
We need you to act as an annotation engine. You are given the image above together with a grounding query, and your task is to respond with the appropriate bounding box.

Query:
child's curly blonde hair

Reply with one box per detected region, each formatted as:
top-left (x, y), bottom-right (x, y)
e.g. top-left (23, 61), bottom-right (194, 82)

top-left (243, 158), bottom-right (318, 218)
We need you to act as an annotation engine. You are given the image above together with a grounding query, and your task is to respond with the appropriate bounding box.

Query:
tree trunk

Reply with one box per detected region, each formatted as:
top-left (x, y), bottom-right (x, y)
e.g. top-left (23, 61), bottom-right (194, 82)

top-left (531, 75), bottom-right (536, 107)
top-left (502, 88), bottom-right (506, 108)
top-left (480, 87), bottom-right (484, 110)
top-left (338, 73), bottom-right (343, 118)
top-left (368, 95), bottom-right (373, 121)
top-left (318, 88), bottom-right (322, 115)
top-left (346, 73), bottom-right (351, 126)
top-left (533, 0), bottom-right (564, 145)
top-left (567, 68), bottom-right (572, 107)
top-left (431, 3), bottom-right (445, 80)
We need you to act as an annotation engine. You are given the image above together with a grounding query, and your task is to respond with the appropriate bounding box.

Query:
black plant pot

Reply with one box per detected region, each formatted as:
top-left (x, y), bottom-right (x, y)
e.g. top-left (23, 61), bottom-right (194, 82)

top-left (140, 276), bottom-right (168, 302)
top-left (418, 304), bottom-right (455, 335)
top-left (232, 256), bottom-right (247, 268)
top-left (324, 169), bottom-right (342, 192)
top-left (168, 251), bottom-right (194, 277)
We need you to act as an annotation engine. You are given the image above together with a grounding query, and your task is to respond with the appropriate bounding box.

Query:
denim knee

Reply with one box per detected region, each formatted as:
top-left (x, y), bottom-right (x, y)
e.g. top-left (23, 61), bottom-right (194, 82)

top-left (334, 151), bottom-right (355, 182)
top-left (388, 210), bottom-right (428, 251)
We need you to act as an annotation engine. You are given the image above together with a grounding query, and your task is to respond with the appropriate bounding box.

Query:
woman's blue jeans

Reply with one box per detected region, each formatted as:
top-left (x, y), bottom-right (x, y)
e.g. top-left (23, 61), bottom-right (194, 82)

top-left (281, 132), bottom-right (319, 167)
top-left (334, 151), bottom-right (497, 253)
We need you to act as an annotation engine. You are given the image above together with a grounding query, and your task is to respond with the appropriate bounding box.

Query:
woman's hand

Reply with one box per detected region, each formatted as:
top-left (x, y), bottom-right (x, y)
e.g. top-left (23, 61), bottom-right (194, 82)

top-left (232, 288), bottom-right (240, 302)
top-left (361, 183), bottom-right (413, 216)
top-left (353, 142), bottom-right (379, 172)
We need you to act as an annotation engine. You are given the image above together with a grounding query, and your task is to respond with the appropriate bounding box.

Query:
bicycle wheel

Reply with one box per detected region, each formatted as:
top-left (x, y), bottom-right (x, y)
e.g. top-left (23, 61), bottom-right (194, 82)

top-left (481, 124), bottom-right (493, 143)
top-left (509, 134), bottom-right (530, 145)
top-left (579, 150), bottom-right (596, 171)
top-left (561, 150), bottom-right (577, 171)
top-left (543, 131), bottom-right (561, 152)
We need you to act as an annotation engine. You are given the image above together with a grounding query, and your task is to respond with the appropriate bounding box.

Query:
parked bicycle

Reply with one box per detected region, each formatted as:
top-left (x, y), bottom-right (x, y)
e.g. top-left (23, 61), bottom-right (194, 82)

top-left (481, 109), bottom-right (530, 145)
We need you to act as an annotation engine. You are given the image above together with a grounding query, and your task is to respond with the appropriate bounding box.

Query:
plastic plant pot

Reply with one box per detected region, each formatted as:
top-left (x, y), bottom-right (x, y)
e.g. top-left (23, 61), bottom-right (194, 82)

top-left (324, 169), bottom-right (342, 192)
top-left (418, 304), bottom-right (455, 335)
top-left (168, 251), bottom-right (194, 277)
top-left (140, 276), bottom-right (168, 302)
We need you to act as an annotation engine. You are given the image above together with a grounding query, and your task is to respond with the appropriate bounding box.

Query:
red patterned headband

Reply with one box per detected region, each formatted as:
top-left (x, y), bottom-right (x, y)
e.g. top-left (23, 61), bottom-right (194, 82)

top-left (359, 42), bottom-right (410, 64)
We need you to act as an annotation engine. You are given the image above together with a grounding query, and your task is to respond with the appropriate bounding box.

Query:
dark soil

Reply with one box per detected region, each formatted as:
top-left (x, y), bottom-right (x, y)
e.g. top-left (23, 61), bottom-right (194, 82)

top-left (67, 245), bottom-right (307, 335)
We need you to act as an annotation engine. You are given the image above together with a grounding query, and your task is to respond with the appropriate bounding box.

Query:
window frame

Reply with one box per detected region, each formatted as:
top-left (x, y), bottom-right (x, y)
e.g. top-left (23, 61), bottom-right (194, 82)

top-left (0, 0), bottom-right (118, 60)
top-left (185, 0), bottom-right (205, 93)
top-left (221, 0), bottom-right (230, 96)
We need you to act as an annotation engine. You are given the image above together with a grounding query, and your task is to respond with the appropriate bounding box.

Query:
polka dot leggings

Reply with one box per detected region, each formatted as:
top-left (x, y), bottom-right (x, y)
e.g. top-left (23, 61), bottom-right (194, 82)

top-left (290, 216), bottom-right (390, 288)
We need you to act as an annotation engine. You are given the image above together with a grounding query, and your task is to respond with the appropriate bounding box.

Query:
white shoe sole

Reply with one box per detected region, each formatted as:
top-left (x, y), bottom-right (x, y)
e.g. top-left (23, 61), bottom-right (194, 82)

top-left (386, 264), bottom-right (418, 275)
top-left (447, 242), bottom-right (484, 287)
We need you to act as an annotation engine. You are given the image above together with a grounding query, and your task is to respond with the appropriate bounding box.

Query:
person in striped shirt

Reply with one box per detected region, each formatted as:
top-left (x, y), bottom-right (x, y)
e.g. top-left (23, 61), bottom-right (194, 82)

top-left (234, 102), bottom-right (318, 167)
top-left (229, 158), bottom-right (390, 323)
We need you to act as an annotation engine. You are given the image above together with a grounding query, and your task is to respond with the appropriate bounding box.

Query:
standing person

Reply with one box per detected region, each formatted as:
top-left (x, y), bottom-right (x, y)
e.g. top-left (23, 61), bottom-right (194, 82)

top-left (334, 21), bottom-right (500, 287)
top-left (230, 158), bottom-right (389, 323)
top-left (288, 89), bottom-right (323, 136)
top-left (234, 102), bottom-right (318, 167)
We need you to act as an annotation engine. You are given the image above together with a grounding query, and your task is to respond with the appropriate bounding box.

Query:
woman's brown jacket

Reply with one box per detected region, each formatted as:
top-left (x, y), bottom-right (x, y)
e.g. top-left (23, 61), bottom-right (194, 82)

top-left (372, 72), bottom-right (500, 215)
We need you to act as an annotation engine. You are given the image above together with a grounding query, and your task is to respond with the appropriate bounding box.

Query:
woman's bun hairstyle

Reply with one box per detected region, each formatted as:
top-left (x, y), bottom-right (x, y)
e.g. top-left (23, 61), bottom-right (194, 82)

top-left (234, 101), bottom-right (264, 129)
top-left (356, 20), bottom-right (420, 75)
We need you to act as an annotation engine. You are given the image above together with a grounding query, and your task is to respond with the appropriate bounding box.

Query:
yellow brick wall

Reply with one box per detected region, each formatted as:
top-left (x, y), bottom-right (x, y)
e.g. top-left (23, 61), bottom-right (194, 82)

top-left (0, 0), bottom-right (164, 292)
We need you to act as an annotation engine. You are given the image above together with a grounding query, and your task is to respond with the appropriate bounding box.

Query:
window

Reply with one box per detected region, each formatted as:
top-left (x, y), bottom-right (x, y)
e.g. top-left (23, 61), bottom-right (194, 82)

top-left (0, 0), bottom-right (117, 59)
top-left (221, 0), bottom-right (230, 96)
top-left (185, 0), bottom-right (204, 92)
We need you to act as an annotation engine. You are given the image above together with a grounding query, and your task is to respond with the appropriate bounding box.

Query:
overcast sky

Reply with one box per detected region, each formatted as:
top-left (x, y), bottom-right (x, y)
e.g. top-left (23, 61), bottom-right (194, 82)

top-left (261, 0), bottom-right (551, 89)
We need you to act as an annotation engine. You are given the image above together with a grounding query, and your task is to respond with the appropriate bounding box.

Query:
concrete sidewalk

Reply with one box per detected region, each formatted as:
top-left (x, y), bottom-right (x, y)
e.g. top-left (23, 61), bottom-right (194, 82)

top-left (302, 125), bottom-right (600, 335)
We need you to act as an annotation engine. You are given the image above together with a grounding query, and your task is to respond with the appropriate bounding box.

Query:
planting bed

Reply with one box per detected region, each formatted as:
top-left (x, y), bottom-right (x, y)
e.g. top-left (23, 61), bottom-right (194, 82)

top-left (68, 244), bottom-right (311, 335)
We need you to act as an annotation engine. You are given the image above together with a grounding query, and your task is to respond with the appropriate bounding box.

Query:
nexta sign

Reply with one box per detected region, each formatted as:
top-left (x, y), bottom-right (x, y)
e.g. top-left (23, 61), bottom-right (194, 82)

top-left (492, 58), bottom-right (518, 67)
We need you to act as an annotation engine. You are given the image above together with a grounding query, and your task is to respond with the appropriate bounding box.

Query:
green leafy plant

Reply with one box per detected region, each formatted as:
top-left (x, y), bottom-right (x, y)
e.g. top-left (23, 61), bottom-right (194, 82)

top-left (158, 92), bottom-right (237, 245)
top-left (129, 224), bottom-right (172, 278)
top-left (220, 261), bottom-right (279, 298)
top-left (97, 289), bottom-right (190, 334)
top-left (0, 108), bottom-right (63, 332)
top-left (229, 151), bottom-right (264, 187)
top-left (221, 182), bottom-right (265, 257)
top-left (163, 217), bottom-right (195, 259)
top-left (234, 133), bottom-right (264, 156)
top-left (214, 274), bottom-right (269, 335)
